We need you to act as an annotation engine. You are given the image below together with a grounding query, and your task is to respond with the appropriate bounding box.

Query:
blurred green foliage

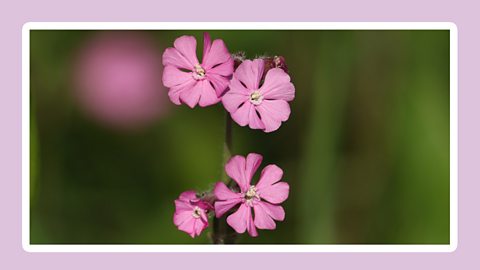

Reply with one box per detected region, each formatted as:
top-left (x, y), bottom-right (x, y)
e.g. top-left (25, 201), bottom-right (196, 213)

top-left (30, 30), bottom-right (450, 244)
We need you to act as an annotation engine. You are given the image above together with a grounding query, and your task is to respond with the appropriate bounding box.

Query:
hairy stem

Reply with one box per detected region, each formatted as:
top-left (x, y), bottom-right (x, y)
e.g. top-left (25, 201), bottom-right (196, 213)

top-left (212, 113), bottom-right (237, 244)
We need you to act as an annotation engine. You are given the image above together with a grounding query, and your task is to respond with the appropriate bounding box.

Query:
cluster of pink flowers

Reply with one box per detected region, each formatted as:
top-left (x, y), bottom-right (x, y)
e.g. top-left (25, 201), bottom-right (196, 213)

top-left (162, 32), bottom-right (295, 133)
top-left (173, 153), bottom-right (290, 238)
top-left (163, 32), bottom-right (295, 240)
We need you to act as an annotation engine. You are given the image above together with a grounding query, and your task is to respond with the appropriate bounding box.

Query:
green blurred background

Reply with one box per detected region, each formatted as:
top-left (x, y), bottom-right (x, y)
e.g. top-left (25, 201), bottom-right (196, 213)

top-left (30, 30), bottom-right (450, 244)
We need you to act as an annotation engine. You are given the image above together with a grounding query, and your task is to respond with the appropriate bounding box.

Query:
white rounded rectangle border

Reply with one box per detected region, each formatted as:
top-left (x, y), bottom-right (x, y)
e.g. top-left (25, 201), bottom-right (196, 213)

top-left (21, 22), bottom-right (458, 253)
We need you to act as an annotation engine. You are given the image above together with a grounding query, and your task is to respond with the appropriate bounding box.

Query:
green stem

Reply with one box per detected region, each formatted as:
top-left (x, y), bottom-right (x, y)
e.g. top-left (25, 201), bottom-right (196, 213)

top-left (212, 113), bottom-right (237, 244)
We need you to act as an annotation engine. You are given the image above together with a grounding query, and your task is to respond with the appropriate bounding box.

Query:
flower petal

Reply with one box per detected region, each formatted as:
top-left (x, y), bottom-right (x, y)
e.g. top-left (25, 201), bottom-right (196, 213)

top-left (215, 198), bottom-right (242, 218)
top-left (256, 164), bottom-right (284, 190)
top-left (214, 182), bottom-right (242, 201)
top-left (260, 100), bottom-right (291, 121)
top-left (245, 153), bottom-right (263, 182)
top-left (231, 102), bottom-right (253, 128)
top-left (193, 218), bottom-right (208, 237)
top-left (224, 154), bottom-right (261, 192)
top-left (173, 207), bottom-right (193, 226)
top-left (178, 190), bottom-right (197, 201)
top-left (226, 203), bottom-right (249, 234)
top-left (225, 155), bottom-right (248, 191)
top-left (179, 81), bottom-right (202, 108)
top-left (162, 47), bottom-right (193, 70)
top-left (222, 91), bottom-right (249, 113)
top-left (167, 79), bottom-right (196, 105)
top-left (202, 38), bottom-right (232, 70)
top-left (198, 80), bottom-right (220, 107)
top-left (173, 35), bottom-right (199, 67)
top-left (162, 65), bottom-right (193, 88)
top-left (255, 100), bottom-right (291, 132)
top-left (260, 68), bottom-right (295, 101)
top-left (249, 106), bottom-right (265, 130)
top-left (259, 182), bottom-right (290, 204)
top-left (262, 202), bottom-right (285, 221)
top-left (247, 210), bottom-right (258, 237)
top-left (208, 58), bottom-right (234, 77)
top-left (206, 73), bottom-right (230, 97)
top-left (174, 199), bottom-right (194, 213)
top-left (199, 209), bottom-right (209, 222)
top-left (177, 215), bottom-right (196, 237)
top-left (202, 32), bottom-right (212, 59)
top-left (253, 202), bottom-right (276, 230)
top-left (228, 76), bottom-right (252, 95)
top-left (234, 59), bottom-right (264, 90)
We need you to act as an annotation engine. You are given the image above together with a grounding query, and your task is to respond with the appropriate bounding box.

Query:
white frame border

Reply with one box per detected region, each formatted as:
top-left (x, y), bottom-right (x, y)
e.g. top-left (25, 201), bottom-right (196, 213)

top-left (21, 22), bottom-right (458, 253)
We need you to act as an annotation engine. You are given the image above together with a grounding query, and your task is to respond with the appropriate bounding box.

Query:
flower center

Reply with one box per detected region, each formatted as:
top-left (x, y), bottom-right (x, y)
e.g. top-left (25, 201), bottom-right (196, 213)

top-left (249, 91), bottom-right (263, 105)
top-left (192, 206), bottom-right (202, 219)
top-left (192, 64), bottom-right (206, 80)
top-left (244, 185), bottom-right (259, 206)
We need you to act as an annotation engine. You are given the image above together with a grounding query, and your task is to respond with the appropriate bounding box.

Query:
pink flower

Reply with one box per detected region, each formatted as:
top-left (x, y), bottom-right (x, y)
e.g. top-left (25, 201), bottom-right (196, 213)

top-left (162, 33), bottom-right (234, 108)
top-left (214, 153), bottom-right (289, 237)
top-left (73, 31), bottom-right (168, 130)
top-left (222, 59), bottom-right (295, 133)
top-left (173, 191), bottom-right (213, 238)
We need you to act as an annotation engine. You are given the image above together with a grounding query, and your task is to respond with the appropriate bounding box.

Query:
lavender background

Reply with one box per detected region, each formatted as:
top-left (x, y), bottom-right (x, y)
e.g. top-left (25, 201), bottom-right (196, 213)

top-left (0, 0), bottom-right (478, 269)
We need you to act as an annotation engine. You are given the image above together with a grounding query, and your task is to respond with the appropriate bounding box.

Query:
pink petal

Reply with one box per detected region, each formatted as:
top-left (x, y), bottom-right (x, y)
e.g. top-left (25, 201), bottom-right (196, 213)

top-left (228, 76), bottom-right (252, 95)
top-left (224, 154), bottom-right (261, 192)
top-left (213, 182), bottom-right (243, 217)
top-left (167, 79), bottom-right (196, 106)
top-left (245, 153), bottom-right (263, 181)
top-left (177, 215), bottom-right (196, 236)
top-left (193, 218), bottom-right (208, 237)
top-left (173, 209), bottom-right (193, 226)
top-left (234, 59), bottom-right (264, 90)
top-left (255, 100), bottom-right (291, 132)
top-left (260, 68), bottom-right (295, 101)
top-left (202, 38), bottom-right (232, 70)
top-left (162, 47), bottom-right (193, 70)
top-left (179, 190), bottom-right (197, 201)
top-left (225, 155), bottom-right (249, 192)
top-left (208, 58), bottom-right (234, 77)
top-left (173, 35), bottom-right (199, 67)
top-left (231, 102), bottom-right (253, 127)
top-left (214, 198), bottom-right (242, 218)
top-left (195, 200), bottom-right (214, 211)
top-left (199, 208), bottom-right (209, 223)
top-left (226, 203), bottom-right (257, 236)
top-left (174, 199), bottom-right (194, 213)
top-left (247, 211), bottom-right (258, 237)
top-left (259, 182), bottom-right (290, 204)
top-left (260, 100), bottom-right (291, 121)
top-left (222, 91), bottom-right (249, 113)
top-left (198, 80), bottom-right (220, 107)
top-left (162, 65), bottom-right (193, 88)
top-left (226, 203), bottom-right (249, 234)
top-left (257, 111), bottom-right (281, 132)
top-left (262, 202), bottom-right (285, 221)
top-left (214, 182), bottom-right (242, 201)
top-left (179, 81), bottom-right (202, 108)
top-left (248, 106), bottom-right (265, 130)
top-left (256, 164), bottom-right (284, 190)
top-left (253, 202), bottom-right (276, 230)
top-left (206, 73), bottom-right (230, 97)
top-left (202, 32), bottom-right (212, 59)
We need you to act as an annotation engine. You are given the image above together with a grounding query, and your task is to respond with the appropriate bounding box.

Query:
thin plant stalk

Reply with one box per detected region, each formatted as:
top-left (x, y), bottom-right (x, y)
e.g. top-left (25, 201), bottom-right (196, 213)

top-left (212, 113), bottom-right (237, 244)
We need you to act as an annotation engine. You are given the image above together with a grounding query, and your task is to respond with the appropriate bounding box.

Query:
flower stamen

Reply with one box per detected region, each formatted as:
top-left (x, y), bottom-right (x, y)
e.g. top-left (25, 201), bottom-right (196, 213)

top-left (244, 185), bottom-right (259, 206)
top-left (193, 64), bottom-right (206, 80)
top-left (249, 91), bottom-right (263, 105)
top-left (192, 206), bottom-right (202, 218)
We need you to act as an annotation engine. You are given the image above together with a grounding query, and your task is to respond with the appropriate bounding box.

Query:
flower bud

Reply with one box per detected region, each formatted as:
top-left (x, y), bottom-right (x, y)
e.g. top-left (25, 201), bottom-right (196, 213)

top-left (263, 55), bottom-right (289, 76)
